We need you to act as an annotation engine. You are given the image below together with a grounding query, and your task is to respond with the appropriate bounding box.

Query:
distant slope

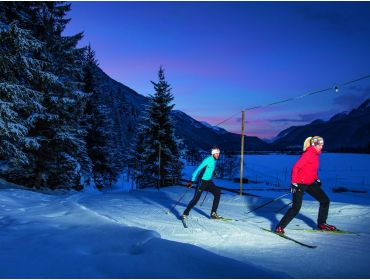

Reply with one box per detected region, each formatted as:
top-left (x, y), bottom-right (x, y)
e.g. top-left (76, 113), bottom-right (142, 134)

top-left (271, 99), bottom-right (370, 152)
top-left (171, 111), bottom-right (269, 152)
top-left (95, 67), bottom-right (269, 152)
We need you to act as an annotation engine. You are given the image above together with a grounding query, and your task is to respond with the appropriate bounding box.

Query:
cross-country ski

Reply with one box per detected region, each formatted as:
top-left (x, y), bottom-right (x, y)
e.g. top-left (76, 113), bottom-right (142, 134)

top-left (261, 228), bottom-right (318, 249)
top-left (292, 229), bottom-right (358, 235)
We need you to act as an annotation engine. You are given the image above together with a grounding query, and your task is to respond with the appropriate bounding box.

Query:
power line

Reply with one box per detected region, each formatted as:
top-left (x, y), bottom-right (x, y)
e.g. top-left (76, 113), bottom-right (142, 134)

top-left (214, 74), bottom-right (370, 127)
top-left (340, 74), bottom-right (370, 87)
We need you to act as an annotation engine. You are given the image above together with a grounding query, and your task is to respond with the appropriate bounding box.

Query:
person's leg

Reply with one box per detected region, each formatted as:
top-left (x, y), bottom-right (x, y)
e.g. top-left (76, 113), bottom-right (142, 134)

top-left (183, 181), bottom-right (204, 216)
top-left (206, 180), bottom-right (221, 214)
top-left (306, 185), bottom-right (330, 225)
top-left (277, 187), bottom-right (305, 228)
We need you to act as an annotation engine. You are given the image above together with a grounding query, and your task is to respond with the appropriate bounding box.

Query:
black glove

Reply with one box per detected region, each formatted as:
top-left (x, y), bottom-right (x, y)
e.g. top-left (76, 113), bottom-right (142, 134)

top-left (314, 179), bottom-right (322, 187)
top-left (187, 181), bottom-right (194, 188)
top-left (291, 183), bottom-right (299, 193)
top-left (213, 171), bottom-right (218, 178)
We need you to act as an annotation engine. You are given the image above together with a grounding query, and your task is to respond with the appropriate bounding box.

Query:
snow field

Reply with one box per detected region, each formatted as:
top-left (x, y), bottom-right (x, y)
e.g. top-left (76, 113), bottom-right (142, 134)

top-left (1, 152), bottom-right (370, 278)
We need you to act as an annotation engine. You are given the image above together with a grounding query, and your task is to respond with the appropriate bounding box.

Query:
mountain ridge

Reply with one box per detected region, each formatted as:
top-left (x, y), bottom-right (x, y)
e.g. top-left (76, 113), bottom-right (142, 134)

top-left (95, 67), bottom-right (269, 153)
top-left (271, 98), bottom-right (370, 152)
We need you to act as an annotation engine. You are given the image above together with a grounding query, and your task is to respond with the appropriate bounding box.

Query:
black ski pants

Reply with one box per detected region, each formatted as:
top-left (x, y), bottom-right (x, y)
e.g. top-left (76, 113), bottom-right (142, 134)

top-left (183, 180), bottom-right (220, 215)
top-left (278, 183), bottom-right (330, 228)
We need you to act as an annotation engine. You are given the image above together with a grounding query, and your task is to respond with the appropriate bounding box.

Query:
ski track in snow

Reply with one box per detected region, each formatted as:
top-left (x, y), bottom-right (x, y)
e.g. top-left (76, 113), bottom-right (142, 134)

top-left (1, 152), bottom-right (370, 278)
top-left (70, 186), bottom-right (370, 278)
top-left (0, 186), bottom-right (369, 278)
top-left (1, 184), bottom-right (287, 278)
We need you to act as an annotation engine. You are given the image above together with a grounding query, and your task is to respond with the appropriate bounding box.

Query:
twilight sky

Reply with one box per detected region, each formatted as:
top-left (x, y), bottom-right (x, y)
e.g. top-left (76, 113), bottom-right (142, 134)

top-left (64, 1), bottom-right (370, 139)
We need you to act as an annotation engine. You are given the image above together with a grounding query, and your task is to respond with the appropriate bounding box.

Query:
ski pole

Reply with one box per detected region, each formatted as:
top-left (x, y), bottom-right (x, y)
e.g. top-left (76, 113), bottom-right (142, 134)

top-left (166, 186), bottom-right (191, 214)
top-left (245, 191), bottom-right (290, 215)
top-left (274, 201), bottom-right (293, 213)
top-left (200, 190), bottom-right (209, 207)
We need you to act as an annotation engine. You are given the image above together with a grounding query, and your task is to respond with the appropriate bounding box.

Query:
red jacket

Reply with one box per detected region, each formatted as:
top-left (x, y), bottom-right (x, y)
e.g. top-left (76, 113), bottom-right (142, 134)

top-left (291, 146), bottom-right (320, 185)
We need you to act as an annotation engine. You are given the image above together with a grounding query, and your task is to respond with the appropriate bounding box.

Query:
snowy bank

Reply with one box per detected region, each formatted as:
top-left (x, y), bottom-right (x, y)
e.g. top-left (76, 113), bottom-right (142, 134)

top-left (0, 180), bottom-right (285, 278)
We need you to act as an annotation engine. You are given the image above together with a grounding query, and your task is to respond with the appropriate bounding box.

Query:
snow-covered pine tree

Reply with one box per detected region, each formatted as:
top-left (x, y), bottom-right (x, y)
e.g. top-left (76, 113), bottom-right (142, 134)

top-left (29, 2), bottom-right (90, 190)
top-left (82, 44), bottom-right (120, 189)
top-left (110, 87), bottom-right (141, 180)
top-left (132, 67), bottom-right (183, 188)
top-left (0, 2), bottom-right (91, 189)
top-left (0, 17), bottom-right (46, 183)
top-left (105, 88), bottom-right (127, 171)
top-left (83, 44), bottom-right (98, 93)
top-left (128, 116), bottom-right (149, 187)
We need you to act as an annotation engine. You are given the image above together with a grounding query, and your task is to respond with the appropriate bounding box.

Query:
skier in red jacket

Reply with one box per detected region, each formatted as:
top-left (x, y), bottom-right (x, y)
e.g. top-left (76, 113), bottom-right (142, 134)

top-left (275, 136), bottom-right (337, 234)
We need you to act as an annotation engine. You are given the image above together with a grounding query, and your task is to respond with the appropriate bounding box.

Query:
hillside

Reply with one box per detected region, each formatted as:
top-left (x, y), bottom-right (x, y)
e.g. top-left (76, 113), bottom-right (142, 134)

top-left (271, 99), bottom-right (370, 152)
top-left (94, 67), bottom-right (269, 153)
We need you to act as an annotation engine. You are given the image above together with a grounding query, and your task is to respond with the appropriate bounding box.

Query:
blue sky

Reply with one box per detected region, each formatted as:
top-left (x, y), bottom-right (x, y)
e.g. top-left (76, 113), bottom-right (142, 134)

top-left (65, 1), bottom-right (370, 138)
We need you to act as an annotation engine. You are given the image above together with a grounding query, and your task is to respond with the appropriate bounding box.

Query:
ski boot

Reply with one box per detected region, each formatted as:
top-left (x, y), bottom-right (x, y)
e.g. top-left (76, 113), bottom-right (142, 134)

top-left (210, 212), bottom-right (223, 219)
top-left (275, 226), bottom-right (285, 234)
top-left (181, 214), bottom-right (188, 220)
top-left (318, 223), bottom-right (337, 231)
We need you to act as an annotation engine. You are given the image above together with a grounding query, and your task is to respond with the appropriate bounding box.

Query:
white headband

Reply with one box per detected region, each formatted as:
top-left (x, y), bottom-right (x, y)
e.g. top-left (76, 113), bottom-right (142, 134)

top-left (211, 149), bottom-right (220, 155)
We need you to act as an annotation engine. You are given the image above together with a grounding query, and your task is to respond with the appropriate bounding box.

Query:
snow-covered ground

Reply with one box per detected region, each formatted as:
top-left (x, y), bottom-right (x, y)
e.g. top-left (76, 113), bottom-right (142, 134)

top-left (1, 153), bottom-right (370, 278)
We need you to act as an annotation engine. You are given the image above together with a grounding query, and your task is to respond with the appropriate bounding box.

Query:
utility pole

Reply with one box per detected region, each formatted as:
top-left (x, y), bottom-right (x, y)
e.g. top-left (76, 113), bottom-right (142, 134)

top-left (240, 111), bottom-right (245, 196)
top-left (158, 144), bottom-right (161, 191)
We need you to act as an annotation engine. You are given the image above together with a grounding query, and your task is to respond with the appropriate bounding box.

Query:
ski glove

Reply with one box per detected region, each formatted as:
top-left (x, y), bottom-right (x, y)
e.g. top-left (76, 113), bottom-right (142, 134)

top-left (291, 183), bottom-right (299, 193)
top-left (314, 179), bottom-right (322, 187)
top-left (187, 181), bottom-right (194, 188)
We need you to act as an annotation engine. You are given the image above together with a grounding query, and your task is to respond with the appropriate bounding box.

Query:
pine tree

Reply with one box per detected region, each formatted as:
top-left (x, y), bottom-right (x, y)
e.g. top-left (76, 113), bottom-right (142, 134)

top-left (27, 2), bottom-right (90, 189)
top-left (0, 19), bottom-right (46, 183)
top-left (51, 6), bottom-right (89, 189)
top-left (82, 44), bottom-right (119, 189)
top-left (1, 2), bottom-right (90, 189)
top-left (132, 67), bottom-right (183, 188)
top-left (105, 88), bottom-right (127, 173)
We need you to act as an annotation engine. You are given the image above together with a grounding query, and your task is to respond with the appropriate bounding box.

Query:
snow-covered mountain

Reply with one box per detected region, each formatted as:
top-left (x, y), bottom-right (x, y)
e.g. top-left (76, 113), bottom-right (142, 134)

top-left (94, 68), bottom-right (269, 153)
top-left (271, 99), bottom-right (370, 152)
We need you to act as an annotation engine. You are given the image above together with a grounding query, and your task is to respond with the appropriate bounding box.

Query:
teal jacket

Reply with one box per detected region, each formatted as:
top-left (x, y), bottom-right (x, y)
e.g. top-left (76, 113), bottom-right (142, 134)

top-left (191, 155), bottom-right (216, 182)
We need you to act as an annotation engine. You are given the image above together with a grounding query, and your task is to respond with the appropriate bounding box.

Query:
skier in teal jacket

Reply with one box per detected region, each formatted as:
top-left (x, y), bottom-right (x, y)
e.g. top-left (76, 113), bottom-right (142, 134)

top-left (182, 147), bottom-right (223, 220)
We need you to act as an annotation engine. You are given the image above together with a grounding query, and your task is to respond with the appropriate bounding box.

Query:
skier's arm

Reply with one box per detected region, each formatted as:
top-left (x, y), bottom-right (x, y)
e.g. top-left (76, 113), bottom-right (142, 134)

top-left (191, 157), bottom-right (209, 182)
top-left (291, 152), bottom-right (309, 184)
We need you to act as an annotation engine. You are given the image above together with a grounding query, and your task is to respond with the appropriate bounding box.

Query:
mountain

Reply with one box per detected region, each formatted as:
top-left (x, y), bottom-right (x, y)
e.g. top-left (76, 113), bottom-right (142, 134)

top-left (171, 111), bottom-right (269, 152)
top-left (94, 67), bottom-right (269, 153)
top-left (91, 67), bottom-right (370, 154)
top-left (271, 99), bottom-right (370, 152)
top-left (199, 121), bottom-right (228, 135)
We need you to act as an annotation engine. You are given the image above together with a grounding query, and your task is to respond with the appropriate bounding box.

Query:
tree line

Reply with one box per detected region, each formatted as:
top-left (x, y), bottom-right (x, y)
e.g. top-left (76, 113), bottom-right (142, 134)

top-left (0, 2), bottom-right (182, 190)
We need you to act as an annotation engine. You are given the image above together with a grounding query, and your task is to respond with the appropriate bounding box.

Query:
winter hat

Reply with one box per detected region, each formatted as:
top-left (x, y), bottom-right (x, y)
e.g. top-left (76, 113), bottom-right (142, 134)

top-left (211, 147), bottom-right (220, 155)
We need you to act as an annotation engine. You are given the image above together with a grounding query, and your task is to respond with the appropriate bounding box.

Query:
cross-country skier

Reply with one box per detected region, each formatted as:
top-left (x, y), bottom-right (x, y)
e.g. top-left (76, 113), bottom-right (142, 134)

top-left (182, 147), bottom-right (223, 220)
top-left (275, 136), bottom-right (337, 234)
